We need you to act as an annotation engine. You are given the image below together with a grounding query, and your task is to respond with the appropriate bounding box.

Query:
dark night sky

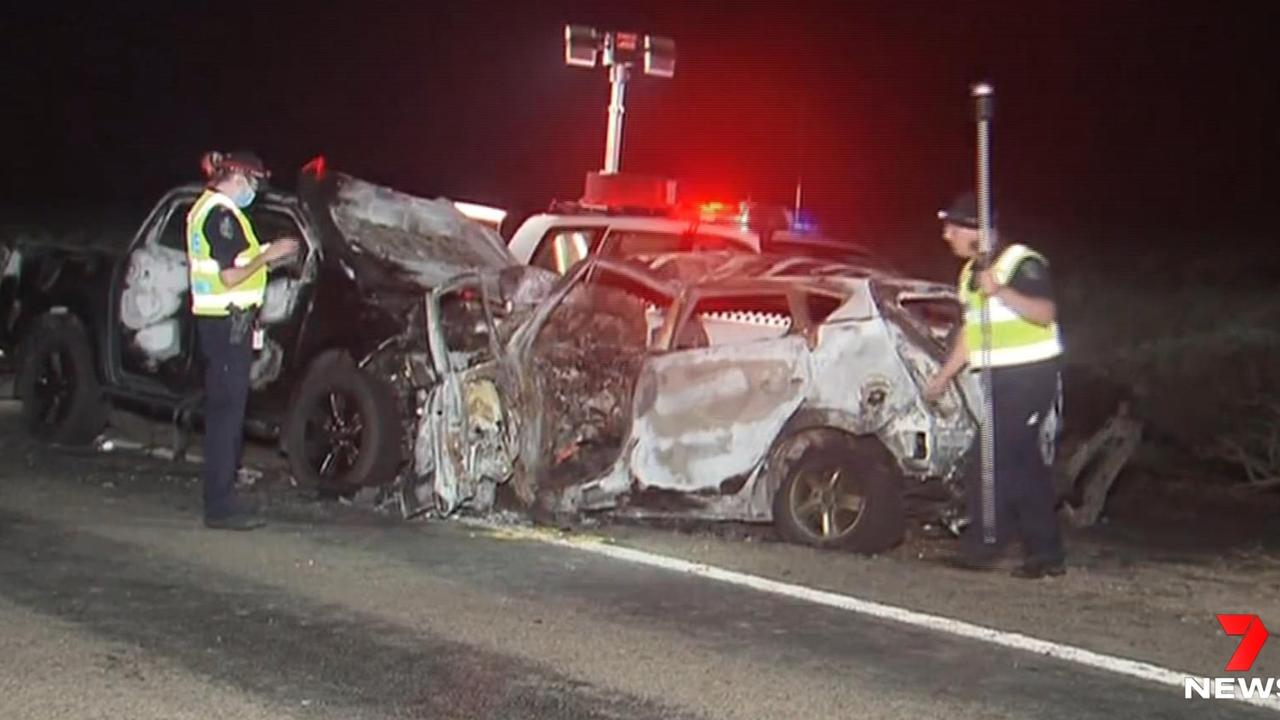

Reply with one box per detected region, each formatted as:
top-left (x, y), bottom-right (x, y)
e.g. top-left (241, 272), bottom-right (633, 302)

top-left (3, 2), bottom-right (1275, 259)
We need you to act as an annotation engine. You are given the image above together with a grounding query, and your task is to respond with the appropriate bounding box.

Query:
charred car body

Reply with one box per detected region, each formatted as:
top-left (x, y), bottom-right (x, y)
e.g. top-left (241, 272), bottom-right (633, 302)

top-left (410, 252), bottom-right (981, 552)
top-left (0, 162), bottom-right (545, 493)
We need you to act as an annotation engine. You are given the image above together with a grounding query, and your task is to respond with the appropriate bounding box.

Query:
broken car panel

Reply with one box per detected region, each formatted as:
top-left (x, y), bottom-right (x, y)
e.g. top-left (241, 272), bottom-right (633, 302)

top-left (412, 252), bottom-right (980, 552)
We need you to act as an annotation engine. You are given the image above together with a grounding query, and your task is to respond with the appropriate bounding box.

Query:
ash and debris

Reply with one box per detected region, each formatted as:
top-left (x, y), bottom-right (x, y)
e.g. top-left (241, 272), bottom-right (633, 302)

top-left (531, 284), bottom-right (648, 488)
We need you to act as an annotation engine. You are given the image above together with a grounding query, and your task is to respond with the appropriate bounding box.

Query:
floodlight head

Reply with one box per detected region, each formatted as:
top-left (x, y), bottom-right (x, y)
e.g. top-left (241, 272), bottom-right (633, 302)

top-left (565, 24), bottom-right (599, 68)
top-left (562, 23), bottom-right (677, 173)
top-left (602, 31), bottom-right (642, 67)
top-left (644, 35), bottom-right (676, 78)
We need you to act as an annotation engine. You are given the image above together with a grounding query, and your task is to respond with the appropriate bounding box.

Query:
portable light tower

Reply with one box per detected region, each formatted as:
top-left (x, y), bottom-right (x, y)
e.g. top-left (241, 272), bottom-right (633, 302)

top-left (564, 24), bottom-right (676, 174)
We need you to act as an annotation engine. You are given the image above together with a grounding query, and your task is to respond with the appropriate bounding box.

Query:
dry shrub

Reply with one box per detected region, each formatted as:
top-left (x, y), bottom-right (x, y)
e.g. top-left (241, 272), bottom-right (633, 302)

top-left (1054, 243), bottom-right (1280, 483)
top-left (1199, 401), bottom-right (1280, 487)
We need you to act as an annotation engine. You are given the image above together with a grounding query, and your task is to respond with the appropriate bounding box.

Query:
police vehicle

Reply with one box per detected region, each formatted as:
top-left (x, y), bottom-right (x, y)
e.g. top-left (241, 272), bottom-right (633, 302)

top-left (453, 172), bottom-right (890, 275)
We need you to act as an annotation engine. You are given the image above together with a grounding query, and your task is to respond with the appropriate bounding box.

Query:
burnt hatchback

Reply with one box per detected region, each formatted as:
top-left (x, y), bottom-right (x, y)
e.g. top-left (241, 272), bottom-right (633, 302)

top-left (409, 252), bottom-right (980, 553)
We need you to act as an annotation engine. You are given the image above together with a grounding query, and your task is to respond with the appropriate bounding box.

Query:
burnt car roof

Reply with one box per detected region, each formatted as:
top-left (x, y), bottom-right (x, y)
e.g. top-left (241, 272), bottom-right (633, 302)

top-left (299, 170), bottom-right (516, 289)
top-left (576, 252), bottom-right (958, 316)
top-left (597, 251), bottom-right (894, 288)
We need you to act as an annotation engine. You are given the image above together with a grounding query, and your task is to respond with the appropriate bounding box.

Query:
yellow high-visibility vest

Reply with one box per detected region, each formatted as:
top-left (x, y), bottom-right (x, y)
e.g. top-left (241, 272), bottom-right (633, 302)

top-left (959, 243), bottom-right (1063, 368)
top-left (185, 190), bottom-right (267, 317)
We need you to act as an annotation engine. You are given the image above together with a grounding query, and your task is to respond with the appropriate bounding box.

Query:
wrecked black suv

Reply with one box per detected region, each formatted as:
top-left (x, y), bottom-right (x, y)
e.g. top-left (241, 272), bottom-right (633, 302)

top-left (0, 161), bottom-right (546, 492)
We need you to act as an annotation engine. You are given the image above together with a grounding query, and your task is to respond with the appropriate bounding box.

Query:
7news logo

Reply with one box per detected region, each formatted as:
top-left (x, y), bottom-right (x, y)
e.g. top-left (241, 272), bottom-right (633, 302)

top-left (1186, 614), bottom-right (1276, 700)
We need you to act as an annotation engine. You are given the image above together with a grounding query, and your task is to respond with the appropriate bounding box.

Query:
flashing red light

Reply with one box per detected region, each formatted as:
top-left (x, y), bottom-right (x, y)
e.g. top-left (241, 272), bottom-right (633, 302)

top-left (669, 200), bottom-right (722, 221)
top-left (685, 200), bottom-right (749, 226)
top-left (301, 155), bottom-right (327, 179)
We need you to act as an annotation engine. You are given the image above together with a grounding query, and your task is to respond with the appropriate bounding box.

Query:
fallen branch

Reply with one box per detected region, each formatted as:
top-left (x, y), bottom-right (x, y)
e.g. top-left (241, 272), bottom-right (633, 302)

top-left (1056, 403), bottom-right (1144, 528)
top-left (1201, 400), bottom-right (1280, 488)
top-left (1228, 477), bottom-right (1280, 495)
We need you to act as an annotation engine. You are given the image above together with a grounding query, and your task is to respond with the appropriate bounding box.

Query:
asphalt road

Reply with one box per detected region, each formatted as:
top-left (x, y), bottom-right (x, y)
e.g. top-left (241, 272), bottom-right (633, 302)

top-left (0, 404), bottom-right (1269, 719)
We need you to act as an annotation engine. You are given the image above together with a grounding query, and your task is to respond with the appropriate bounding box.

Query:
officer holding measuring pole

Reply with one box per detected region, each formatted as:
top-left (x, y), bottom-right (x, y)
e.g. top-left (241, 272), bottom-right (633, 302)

top-left (924, 84), bottom-right (1067, 579)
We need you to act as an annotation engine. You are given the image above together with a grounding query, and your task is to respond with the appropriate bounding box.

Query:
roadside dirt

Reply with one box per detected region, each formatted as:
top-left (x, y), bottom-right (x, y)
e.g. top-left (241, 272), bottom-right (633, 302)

top-left (593, 459), bottom-right (1280, 680)
top-left (2, 396), bottom-right (1278, 683)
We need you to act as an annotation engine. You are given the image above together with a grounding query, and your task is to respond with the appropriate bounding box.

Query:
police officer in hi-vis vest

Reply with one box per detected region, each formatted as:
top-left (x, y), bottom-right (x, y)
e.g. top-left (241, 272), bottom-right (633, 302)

top-left (924, 193), bottom-right (1066, 579)
top-left (187, 151), bottom-right (298, 530)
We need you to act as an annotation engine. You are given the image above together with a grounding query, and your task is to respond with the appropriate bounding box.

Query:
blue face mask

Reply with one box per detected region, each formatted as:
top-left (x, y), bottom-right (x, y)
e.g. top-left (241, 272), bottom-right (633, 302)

top-left (232, 186), bottom-right (256, 208)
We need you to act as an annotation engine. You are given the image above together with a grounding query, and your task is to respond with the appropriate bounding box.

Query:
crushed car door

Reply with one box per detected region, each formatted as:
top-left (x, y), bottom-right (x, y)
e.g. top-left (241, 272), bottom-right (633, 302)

top-left (114, 195), bottom-right (199, 396)
top-left (882, 286), bottom-right (982, 424)
top-left (114, 195), bottom-right (316, 401)
top-left (870, 282), bottom-right (981, 475)
top-left (0, 243), bottom-right (20, 356)
top-left (628, 289), bottom-right (813, 493)
top-left (242, 203), bottom-right (316, 397)
top-left (422, 275), bottom-right (516, 514)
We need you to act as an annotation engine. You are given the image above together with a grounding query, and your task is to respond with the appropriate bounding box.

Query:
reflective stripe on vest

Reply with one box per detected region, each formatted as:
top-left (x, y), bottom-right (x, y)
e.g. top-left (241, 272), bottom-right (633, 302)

top-left (185, 190), bottom-right (267, 317)
top-left (959, 243), bottom-right (1063, 368)
top-left (191, 289), bottom-right (267, 311)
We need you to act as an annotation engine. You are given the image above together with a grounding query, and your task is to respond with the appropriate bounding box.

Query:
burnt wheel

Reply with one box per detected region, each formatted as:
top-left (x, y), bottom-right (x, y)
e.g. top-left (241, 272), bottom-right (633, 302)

top-left (16, 313), bottom-right (108, 445)
top-left (773, 438), bottom-right (905, 553)
top-left (283, 357), bottom-right (401, 494)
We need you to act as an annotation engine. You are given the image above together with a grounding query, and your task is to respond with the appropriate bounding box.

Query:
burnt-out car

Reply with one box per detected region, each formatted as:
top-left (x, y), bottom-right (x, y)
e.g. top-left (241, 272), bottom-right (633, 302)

top-left (0, 161), bottom-right (549, 493)
top-left (408, 252), bottom-right (981, 553)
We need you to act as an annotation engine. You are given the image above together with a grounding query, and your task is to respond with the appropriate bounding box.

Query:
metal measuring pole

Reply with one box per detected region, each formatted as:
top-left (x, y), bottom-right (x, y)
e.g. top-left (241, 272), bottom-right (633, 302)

top-left (604, 62), bottom-right (630, 173)
top-left (972, 81), bottom-right (998, 545)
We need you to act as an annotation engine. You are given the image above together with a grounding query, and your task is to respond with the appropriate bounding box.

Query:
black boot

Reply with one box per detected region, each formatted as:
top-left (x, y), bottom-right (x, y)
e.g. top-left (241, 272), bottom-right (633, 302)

top-left (1011, 557), bottom-right (1066, 579)
top-left (204, 513), bottom-right (266, 531)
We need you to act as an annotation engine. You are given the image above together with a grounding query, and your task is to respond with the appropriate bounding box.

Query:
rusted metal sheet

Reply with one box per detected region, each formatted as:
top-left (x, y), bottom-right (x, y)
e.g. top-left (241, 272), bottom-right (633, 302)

top-left (415, 371), bottom-right (514, 515)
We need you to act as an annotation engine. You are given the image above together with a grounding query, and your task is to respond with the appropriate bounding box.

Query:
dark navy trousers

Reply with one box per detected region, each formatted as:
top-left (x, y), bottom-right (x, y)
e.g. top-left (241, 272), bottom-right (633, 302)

top-left (963, 359), bottom-right (1065, 564)
top-left (197, 317), bottom-right (252, 520)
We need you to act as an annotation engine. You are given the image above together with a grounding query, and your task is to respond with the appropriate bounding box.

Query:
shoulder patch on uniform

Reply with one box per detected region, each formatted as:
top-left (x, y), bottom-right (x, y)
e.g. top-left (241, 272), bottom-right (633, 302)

top-left (219, 214), bottom-right (234, 239)
top-left (1018, 258), bottom-right (1044, 280)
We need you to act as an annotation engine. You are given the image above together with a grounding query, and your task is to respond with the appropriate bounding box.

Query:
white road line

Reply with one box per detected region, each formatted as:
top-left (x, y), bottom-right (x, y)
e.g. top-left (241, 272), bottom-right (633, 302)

top-left (460, 518), bottom-right (1280, 712)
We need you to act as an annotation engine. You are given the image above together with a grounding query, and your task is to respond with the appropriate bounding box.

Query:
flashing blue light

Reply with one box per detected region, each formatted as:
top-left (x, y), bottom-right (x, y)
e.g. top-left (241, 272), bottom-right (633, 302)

top-left (791, 210), bottom-right (818, 233)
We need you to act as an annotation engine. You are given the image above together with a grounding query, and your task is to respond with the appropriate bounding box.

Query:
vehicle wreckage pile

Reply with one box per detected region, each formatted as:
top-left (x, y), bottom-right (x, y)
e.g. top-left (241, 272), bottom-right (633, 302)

top-left (0, 168), bottom-right (1140, 554)
top-left (536, 287), bottom-right (647, 486)
top-left (393, 241), bottom-right (1142, 553)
